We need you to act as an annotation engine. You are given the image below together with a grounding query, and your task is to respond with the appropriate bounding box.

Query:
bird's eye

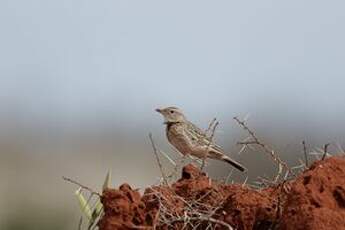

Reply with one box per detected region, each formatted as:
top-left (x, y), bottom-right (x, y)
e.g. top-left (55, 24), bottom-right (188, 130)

top-left (170, 110), bottom-right (174, 114)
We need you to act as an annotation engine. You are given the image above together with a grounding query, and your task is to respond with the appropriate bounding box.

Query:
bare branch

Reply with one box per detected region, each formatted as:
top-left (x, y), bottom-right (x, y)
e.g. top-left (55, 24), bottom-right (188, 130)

top-left (322, 143), bottom-right (331, 160)
top-left (302, 140), bottom-right (308, 167)
top-left (336, 142), bottom-right (345, 154)
top-left (242, 175), bottom-right (249, 187)
top-left (237, 141), bottom-right (258, 145)
top-left (233, 116), bottom-right (295, 181)
top-left (169, 215), bottom-right (234, 230)
top-left (62, 176), bottom-right (101, 196)
top-left (225, 168), bottom-right (234, 184)
top-left (78, 217), bottom-right (83, 230)
top-left (147, 184), bottom-right (232, 230)
top-left (149, 133), bottom-right (169, 186)
top-left (205, 117), bottom-right (217, 136)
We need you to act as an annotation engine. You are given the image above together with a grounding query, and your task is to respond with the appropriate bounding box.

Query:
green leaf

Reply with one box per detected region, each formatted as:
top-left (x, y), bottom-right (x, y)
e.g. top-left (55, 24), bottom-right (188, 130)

top-left (75, 187), bottom-right (92, 220)
top-left (88, 199), bottom-right (103, 229)
top-left (94, 199), bottom-right (103, 215)
top-left (102, 170), bottom-right (112, 191)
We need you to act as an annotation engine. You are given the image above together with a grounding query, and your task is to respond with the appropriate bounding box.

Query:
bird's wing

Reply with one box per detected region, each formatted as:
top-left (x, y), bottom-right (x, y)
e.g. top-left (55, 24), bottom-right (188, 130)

top-left (185, 121), bottom-right (224, 152)
top-left (167, 123), bottom-right (195, 155)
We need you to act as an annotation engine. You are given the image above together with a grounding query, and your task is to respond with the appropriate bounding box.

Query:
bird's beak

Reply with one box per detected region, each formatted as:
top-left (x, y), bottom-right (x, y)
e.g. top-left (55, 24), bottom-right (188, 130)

top-left (155, 108), bottom-right (162, 113)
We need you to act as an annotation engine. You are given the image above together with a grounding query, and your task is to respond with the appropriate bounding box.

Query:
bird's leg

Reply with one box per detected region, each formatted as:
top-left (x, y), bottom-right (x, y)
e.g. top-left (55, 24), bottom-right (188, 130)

top-left (182, 154), bottom-right (202, 167)
top-left (175, 154), bottom-right (189, 170)
top-left (179, 154), bottom-right (188, 165)
top-left (200, 151), bottom-right (208, 171)
top-left (168, 154), bottom-right (188, 180)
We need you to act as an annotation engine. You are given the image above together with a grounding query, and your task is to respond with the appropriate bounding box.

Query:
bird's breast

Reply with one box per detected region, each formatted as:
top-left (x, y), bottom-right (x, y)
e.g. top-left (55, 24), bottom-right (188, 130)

top-left (165, 123), bottom-right (191, 155)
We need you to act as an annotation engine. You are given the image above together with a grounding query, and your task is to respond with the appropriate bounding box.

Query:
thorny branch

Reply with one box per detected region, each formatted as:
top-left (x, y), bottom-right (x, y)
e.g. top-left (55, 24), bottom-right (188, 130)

top-left (205, 118), bottom-right (217, 136)
top-left (322, 143), bottom-right (331, 160)
top-left (62, 176), bottom-right (101, 196)
top-left (233, 116), bottom-right (295, 181)
top-left (146, 186), bottom-right (234, 230)
top-left (302, 140), bottom-right (309, 167)
top-left (149, 133), bottom-right (169, 186)
top-left (169, 216), bottom-right (234, 230)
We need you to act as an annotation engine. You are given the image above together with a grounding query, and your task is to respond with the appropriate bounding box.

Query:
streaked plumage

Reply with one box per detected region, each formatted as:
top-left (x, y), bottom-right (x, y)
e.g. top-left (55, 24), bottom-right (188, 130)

top-left (156, 106), bottom-right (246, 172)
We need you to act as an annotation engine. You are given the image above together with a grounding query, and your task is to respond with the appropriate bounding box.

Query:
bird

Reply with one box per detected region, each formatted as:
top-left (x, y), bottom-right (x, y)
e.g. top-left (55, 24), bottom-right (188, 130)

top-left (155, 106), bottom-right (246, 172)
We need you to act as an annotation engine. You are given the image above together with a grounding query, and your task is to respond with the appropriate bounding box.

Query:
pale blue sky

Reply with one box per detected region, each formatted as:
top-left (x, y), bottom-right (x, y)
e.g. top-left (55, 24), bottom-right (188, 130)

top-left (0, 0), bottom-right (344, 135)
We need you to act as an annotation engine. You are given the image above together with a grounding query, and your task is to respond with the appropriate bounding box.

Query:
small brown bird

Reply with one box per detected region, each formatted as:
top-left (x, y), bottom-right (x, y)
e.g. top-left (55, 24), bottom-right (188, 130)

top-left (156, 106), bottom-right (246, 172)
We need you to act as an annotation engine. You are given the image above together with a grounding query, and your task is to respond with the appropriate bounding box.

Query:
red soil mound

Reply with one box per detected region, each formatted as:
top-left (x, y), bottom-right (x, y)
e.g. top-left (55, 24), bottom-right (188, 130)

top-left (98, 156), bottom-right (345, 230)
top-left (280, 156), bottom-right (345, 230)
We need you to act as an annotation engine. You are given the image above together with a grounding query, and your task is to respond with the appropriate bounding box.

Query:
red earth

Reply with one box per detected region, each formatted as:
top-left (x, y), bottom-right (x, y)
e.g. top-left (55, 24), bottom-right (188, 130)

top-left (98, 156), bottom-right (345, 230)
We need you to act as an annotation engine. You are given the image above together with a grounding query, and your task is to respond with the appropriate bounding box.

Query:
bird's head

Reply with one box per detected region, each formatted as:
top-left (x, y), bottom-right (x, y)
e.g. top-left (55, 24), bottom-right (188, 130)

top-left (155, 106), bottom-right (186, 123)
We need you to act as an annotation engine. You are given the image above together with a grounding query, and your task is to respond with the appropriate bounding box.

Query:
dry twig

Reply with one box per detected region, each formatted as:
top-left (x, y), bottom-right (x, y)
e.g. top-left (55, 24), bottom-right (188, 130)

top-left (205, 118), bottom-right (217, 136)
top-left (169, 216), bottom-right (234, 230)
top-left (146, 185), bottom-right (233, 230)
top-left (78, 217), bottom-right (83, 230)
top-left (322, 143), bottom-right (331, 160)
top-left (149, 133), bottom-right (169, 186)
top-left (233, 116), bottom-right (294, 182)
top-left (302, 140), bottom-right (308, 167)
top-left (62, 176), bottom-right (101, 196)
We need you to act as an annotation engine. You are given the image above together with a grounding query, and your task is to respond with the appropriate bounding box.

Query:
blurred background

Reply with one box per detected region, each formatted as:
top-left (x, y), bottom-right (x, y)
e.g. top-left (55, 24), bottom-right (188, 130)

top-left (1, 0), bottom-right (345, 229)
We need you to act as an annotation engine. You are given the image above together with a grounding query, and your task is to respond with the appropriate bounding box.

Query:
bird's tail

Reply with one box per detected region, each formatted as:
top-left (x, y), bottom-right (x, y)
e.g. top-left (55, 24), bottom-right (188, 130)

top-left (222, 156), bottom-right (247, 172)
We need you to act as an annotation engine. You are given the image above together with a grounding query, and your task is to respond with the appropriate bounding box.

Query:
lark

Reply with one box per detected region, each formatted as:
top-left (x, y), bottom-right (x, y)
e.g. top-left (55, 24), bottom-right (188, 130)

top-left (156, 106), bottom-right (246, 172)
